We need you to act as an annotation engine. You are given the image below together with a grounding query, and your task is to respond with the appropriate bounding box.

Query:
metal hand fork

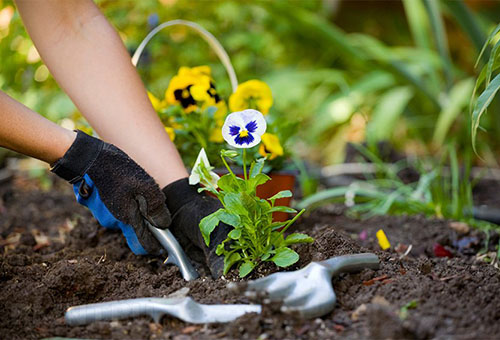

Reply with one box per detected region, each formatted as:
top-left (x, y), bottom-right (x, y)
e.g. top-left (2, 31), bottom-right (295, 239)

top-left (145, 221), bottom-right (199, 281)
top-left (228, 253), bottom-right (380, 319)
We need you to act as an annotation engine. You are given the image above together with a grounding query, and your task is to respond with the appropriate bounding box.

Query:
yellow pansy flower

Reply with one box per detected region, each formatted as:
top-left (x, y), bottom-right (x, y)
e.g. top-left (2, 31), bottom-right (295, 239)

top-left (209, 102), bottom-right (227, 143)
top-left (165, 66), bottom-right (221, 113)
top-left (148, 91), bottom-right (167, 111)
top-left (165, 126), bottom-right (176, 141)
top-left (259, 133), bottom-right (283, 160)
top-left (229, 80), bottom-right (273, 114)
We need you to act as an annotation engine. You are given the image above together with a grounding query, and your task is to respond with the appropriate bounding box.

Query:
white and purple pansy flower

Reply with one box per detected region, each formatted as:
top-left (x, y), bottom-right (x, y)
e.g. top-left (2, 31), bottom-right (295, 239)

top-left (222, 109), bottom-right (267, 148)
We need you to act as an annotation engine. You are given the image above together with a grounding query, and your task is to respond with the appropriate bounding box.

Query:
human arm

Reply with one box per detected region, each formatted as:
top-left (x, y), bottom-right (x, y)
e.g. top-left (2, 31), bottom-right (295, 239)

top-left (0, 90), bottom-right (170, 254)
top-left (14, 0), bottom-right (188, 188)
top-left (0, 90), bottom-right (76, 164)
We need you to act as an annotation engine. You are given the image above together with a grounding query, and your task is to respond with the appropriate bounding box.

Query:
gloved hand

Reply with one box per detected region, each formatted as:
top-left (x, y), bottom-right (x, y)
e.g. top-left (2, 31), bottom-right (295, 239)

top-left (51, 130), bottom-right (171, 255)
top-left (162, 178), bottom-right (230, 278)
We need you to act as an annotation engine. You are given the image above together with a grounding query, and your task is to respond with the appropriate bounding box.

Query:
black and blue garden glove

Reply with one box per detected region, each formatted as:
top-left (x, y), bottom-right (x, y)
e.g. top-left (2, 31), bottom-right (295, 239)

top-left (162, 178), bottom-right (231, 278)
top-left (51, 130), bottom-right (171, 255)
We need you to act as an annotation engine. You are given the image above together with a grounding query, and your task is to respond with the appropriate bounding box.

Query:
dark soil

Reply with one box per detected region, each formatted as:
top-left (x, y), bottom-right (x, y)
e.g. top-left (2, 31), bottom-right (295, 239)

top-left (1, 174), bottom-right (500, 339)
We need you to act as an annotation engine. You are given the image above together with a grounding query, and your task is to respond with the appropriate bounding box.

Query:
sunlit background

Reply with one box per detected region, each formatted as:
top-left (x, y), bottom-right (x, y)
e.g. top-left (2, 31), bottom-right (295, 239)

top-left (1, 0), bottom-right (500, 167)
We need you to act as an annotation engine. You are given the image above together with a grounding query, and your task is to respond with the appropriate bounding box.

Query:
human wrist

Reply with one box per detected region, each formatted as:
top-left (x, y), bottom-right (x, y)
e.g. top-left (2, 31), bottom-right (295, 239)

top-left (51, 130), bottom-right (103, 183)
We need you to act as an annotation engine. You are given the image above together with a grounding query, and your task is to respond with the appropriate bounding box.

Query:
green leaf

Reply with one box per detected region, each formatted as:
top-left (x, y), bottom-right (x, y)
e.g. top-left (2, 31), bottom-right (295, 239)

top-left (223, 252), bottom-right (241, 275)
top-left (270, 232), bottom-right (285, 248)
top-left (472, 73), bottom-right (500, 152)
top-left (402, 0), bottom-right (431, 50)
top-left (217, 174), bottom-right (244, 193)
top-left (249, 158), bottom-right (266, 178)
top-left (269, 206), bottom-right (297, 214)
top-left (296, 187), bottom-right (349, 210)
top-left (199, 210), bottom-right (222, 246)
top-left (433, 78), bottom-right (474, 145)
top-left (221, 149), bottom-right (239, 158)
top-left (268, 190), bottom-right (293, 202)
top-left (239, 261), bottom-right (256, 277)
top-left (367, 86), bottom-right (413, 145)
top-left (224, 193), bottom-right (248, 216)
top-left (216, 243), bottom-right (225, 256)
top-left (271, 222), bottom-right (287, 231)
top-left (261, 251), bottom-right (274, 261)
top-left (285, 233), bottom-right (315, 245)
top-left (271, 248), bottom-right (299, 267)
top-left (246, 173), bottom-right (271, 193)
top-left (423, 0), bottom-right (453, 87)
top-left (228, 229), bottom-right (241, 240)
top-left (218, 211), bottom-right (241, 228)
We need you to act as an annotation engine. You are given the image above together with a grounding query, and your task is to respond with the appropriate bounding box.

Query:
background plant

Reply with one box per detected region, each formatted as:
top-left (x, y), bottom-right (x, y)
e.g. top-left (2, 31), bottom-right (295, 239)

top-left (297, 144), bottom-right (493, 231)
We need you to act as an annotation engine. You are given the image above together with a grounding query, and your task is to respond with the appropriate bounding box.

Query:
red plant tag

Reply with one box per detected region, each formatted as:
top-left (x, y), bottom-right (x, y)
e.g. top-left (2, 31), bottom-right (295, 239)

top-left (433, 243), bottom-right (453, 258)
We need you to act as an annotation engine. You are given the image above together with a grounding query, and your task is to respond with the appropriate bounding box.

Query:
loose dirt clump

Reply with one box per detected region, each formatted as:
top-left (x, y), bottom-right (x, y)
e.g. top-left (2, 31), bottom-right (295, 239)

top-left (1, 175), bottom-right (499, 339)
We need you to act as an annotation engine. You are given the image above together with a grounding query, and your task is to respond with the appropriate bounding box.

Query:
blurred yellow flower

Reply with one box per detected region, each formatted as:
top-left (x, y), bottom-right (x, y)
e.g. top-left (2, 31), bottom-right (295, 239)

top-left (229, 80), bottom-right (273, 114)
top-left (259, 133), bottom-right (283, 160)
top-left (148, 91), bottom-right (167, 111)
top-left (165, 126), bottom-right (176, 141)
top-left (166, 66), bottom-right (221, 113)
top-left (209, 102), bottom-right (227, 143)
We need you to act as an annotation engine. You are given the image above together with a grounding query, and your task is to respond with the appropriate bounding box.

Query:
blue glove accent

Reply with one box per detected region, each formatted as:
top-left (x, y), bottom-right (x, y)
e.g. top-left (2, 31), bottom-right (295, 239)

top-left (72, 174), bottom-right (148, 255)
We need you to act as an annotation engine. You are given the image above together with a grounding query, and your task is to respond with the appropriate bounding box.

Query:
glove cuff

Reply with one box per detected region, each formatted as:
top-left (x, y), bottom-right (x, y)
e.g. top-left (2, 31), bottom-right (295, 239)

top-left (51, 130), bottom-right (103, 183)
top-left (162, 177), bottom-right (201, 214)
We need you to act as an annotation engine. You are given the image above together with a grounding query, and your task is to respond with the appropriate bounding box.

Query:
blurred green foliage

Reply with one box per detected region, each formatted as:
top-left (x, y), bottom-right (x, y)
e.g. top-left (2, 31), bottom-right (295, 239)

top-left (1, 0), bottom-right (500, 166)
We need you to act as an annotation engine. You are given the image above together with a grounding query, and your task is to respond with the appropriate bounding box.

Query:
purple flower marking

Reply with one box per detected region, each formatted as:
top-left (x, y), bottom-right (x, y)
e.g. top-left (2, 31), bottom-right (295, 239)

top-left (234, 133), bottom-right (255, 146)
top-left (229, 125), bottom-right (240, 136)
top-left (245, 120), bottom-right (258, 133)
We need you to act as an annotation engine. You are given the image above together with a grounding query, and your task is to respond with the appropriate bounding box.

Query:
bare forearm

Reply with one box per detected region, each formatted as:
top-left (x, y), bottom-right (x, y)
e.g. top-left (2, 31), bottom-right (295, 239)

top-left (0, 91), bottom-right (76, 164)
top-left (14, 0), bottom-right (187, 187)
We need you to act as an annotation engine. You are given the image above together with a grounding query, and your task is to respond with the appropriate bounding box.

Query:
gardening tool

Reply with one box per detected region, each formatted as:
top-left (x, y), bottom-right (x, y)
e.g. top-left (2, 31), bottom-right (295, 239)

top-left (65, 297), bottom-right (262, 325)
top-left (228, 253), bottom-right (380, 319)
top-left (145, 220), bottom-right (199, 281)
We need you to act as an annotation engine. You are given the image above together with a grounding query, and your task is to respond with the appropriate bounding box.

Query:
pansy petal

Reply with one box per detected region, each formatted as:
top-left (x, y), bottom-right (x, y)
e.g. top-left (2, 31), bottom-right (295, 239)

top-left (222, 109), bottom-right (267, 148)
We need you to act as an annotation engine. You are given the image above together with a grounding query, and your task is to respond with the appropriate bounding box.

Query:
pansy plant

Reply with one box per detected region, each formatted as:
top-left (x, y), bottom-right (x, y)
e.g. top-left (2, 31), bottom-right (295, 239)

top-left (192, 109), bottom-right (313, 277)
top-left (149, 68), bottom-right (292, 170)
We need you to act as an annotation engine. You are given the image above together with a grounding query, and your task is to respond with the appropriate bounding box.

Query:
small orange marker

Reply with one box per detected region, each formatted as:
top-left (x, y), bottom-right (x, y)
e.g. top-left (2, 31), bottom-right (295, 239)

top-left (376, 229), bottom-right (391, 250)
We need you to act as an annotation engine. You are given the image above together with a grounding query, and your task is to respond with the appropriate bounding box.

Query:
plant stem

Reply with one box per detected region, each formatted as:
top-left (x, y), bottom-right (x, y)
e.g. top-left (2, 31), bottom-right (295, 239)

top-left (243, 149), bottom-right (248, 180)
top-left (279, 209), bottom-right (306, 235)
top-left (221, 155), bottom-right (238, 180)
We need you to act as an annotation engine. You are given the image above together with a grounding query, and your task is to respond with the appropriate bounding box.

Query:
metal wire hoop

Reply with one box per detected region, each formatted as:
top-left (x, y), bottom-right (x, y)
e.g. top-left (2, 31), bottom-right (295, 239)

top-left (131, 19), bottom-right (239, 93)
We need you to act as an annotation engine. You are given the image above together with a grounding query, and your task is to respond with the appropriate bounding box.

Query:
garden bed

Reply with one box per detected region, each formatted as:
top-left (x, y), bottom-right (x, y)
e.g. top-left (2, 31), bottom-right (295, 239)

top-left (1, 174), bottom-right (500, 339)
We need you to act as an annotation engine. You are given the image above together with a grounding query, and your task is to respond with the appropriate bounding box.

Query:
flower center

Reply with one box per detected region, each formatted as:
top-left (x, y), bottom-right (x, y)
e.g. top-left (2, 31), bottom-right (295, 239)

top-left (239, 129), bottom-right (249, 138)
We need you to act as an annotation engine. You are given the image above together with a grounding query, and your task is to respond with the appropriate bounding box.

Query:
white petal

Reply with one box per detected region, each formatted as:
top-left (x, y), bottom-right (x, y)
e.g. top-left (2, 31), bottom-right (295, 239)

top-left (222, 109), bottom-right (267, 148)
top-left (189, 148), bottom-right (218, 186)
top-left (188, 172), bottom-right (200, 185)
top-left (239, 109), bottom-right (267, 137)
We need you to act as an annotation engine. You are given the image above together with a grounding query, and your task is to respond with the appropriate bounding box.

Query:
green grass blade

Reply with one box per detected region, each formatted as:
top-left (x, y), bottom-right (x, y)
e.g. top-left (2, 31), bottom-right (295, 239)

top-left (449, 146), bottom-right (460, 217)
top-left (433, 78), bottom-right (475, 145)
top-left (471, 73), bottom-right (500, 152)
top-left (443, 0), bottom-right (487, 56)
top-left (402, 0), bottom-right (431, 50)
top-left (367, 86), bottom-right (414, 145)
top-left (296, 187), bottom-right (349, 210)
top-left (486, 40), bottom-right (500, 87)
top-left (475, 24), bottom-right (500, 68)
top-left (423, 0), bottom-right (454, 88)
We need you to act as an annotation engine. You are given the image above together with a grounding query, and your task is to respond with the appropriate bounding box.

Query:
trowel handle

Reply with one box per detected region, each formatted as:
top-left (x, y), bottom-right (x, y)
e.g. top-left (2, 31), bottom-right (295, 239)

top-left (146, 222), bottom-right (199, 281)
top-left (65, 298), bottom-right (182, 325)
top-left (320, 253), bottom-right (379, 276)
